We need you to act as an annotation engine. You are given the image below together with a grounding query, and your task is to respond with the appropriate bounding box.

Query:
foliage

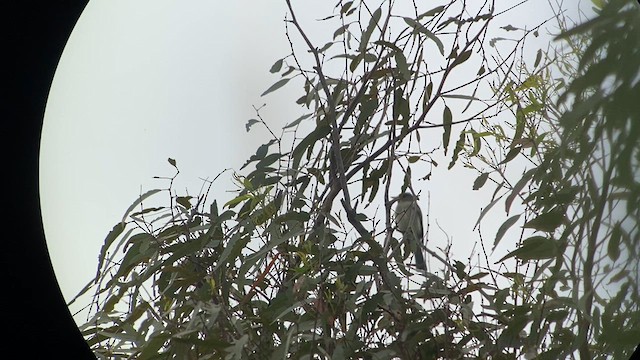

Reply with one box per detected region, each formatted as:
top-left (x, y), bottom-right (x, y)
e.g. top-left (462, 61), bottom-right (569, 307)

top-left (458, 0), bottom-right (640, 358)
top-left (70, 0), bottom-right (639, 359)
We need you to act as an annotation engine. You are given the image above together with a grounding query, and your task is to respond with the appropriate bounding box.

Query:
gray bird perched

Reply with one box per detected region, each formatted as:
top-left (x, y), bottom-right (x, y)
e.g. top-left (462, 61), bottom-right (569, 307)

top-left (393, 192), bottom-right (426, 270)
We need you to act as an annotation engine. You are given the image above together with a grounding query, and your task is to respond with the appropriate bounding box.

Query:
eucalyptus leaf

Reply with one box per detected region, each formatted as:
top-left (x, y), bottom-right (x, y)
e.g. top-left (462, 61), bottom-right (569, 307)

top-left (261, 78), bottom-right (291, 96)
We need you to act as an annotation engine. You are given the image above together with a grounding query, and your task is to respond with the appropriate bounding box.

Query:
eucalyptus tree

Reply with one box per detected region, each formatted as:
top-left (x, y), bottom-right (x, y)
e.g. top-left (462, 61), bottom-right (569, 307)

top-left (70, 0), bottom-right (638, 358)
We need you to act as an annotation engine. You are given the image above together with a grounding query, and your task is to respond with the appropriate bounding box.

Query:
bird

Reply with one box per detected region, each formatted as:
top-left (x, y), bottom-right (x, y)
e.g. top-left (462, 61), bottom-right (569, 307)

top-left (393, 192), bottom-right (426, 270)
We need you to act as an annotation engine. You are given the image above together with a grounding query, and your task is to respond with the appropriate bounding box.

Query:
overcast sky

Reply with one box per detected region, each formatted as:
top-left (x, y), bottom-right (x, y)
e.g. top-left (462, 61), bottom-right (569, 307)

top-left (40, 0), bottom-right (587, 326)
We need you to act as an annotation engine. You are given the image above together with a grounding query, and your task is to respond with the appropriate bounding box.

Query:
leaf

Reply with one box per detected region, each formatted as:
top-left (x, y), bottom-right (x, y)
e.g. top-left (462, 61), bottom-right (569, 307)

top-left (447, 131), bottom-right (465, 169)
top-left (452, 49), bottom-right (472, 68)
top-left (224, 194), bottom-right (252, 209)
top-left (534, 49), bottom-right (543, 67)
top-left (340, 1), bottom-right (354, 15)
top-left (470, 130), bottom-right (482, 156)
top-left (418, 5), bottom-right (445, 18)
top-left (473, 172), bottom-right (489, 190)
top-left (122, 189), bottom-right (162, 223)
top-left (496, 311), bottom-right (528, 348)
top-left (501, 25), bottom-right (518, 31)
top-left (374, 40), bottom-right (401, 52)
top-left (441, 93), bottom-right (482, 101)
top-left (269, 58), bottom-right (284, 73)
top-left (392, 89), bottom-right (409, 123)
top-left (68, 221), bottom-right (127, 305)
top-left (256, 153), bottom-right (282, 169)
top-left (442, 105), bottom-right (452, 154)
top-left (333, 23), bottom-right (350, 39)
top-left (176, 196), bottom-right (193, 209)
top-left (607, 222), bottom-right (621, 261)
top-left (138, 331), bottom-right (170, 360)
top-left (499, 146), bottom-right (522, 165)
top-left (261, 78), bottom-right (291, 96)
top-left (360, 8), bottom-right (382, 53)
top-left (245, 118), bottom-right (260, 132)
top-left (513, 107), bottom-right (525, 141)
top-left (522, 207), bottom-right (565, 233)
top-left (505, 168), bottom-right (536, 214)
top-left (292, 123), bottom-right (331, 169)
top-left (498, 236), bottom-right (558, 262)
top-left (408, 155), bottom-right (420, 163)
top-left (473, 196), bottom-right (502, 230)
top-left (394, 50), bottom-right (410, 81)
top-left (494, 215), bottom-right (520, 249)
top-left (349, 53), bottom-right (364, 72)
top-left (168, 158), bottom-right (177, 167)
top-left (510, 138), bottom-right (536, 148)
top-left (283, 113), bottom-right (312, 129)
top-left (315, 41), bottom-right (334, 54)
top-left (455, 261), bottom-right (467, 279)
top-left (425, 82), bottom-right (433, 102)
top-left (403, 17), bottom-right (445, 55)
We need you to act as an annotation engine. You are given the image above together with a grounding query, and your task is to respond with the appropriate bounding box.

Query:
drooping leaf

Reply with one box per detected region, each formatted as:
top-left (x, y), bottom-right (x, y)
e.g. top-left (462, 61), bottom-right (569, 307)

top-left (534, 49), bottom-right (543, 67)
top-left (505, 168), bottom-right (536, 213)
top-left (442, 105), bottom-right (453, 154)
top-left (356, 95), bottom-right (378, 133)
top-left (349, 52), bottom-right (364, 72)
top-left (447, 131), bottom-right (465, 169)
top-left (474, 196), bottom-right (503, 231)
top-left (469, 129), bottom-right (482, 156)
top-left (394, 50), bottom-right (410, 81)
top-left (291, 123), bottom-right (331, 169)
top-left (494, 215), bottom-right (521, 249)
top-left (360, 8), bottom-right (382, 53)
top-left (425, 82), bottom-right (433, 102)
top-left (392, 89), bottom-right (410, 123)
top-left (607, 222), bottom-right (621, 261)
top-left (513, 106), bottom-right (526, 141)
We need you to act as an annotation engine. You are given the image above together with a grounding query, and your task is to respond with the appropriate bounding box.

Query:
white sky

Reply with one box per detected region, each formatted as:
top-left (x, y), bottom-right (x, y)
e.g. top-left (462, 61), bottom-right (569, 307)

top-left (40, 0), bottom-right (586, 326)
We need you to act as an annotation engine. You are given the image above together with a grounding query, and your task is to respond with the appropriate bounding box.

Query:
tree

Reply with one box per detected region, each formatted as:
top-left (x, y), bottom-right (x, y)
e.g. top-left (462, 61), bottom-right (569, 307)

top-left (70, 0), bottom-right (639, 358)
top-left (458, 0), bottom-right (640, 358)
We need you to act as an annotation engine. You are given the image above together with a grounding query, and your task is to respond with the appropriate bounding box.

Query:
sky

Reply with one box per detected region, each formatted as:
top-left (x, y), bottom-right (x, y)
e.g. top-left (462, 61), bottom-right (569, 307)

top-left (40, 0), bottom-right (587, 326)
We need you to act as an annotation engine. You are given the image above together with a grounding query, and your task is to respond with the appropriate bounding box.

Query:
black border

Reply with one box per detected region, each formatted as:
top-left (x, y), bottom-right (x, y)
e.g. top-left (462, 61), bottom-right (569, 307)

top-left (7, 1), bottom-right (94, 357)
